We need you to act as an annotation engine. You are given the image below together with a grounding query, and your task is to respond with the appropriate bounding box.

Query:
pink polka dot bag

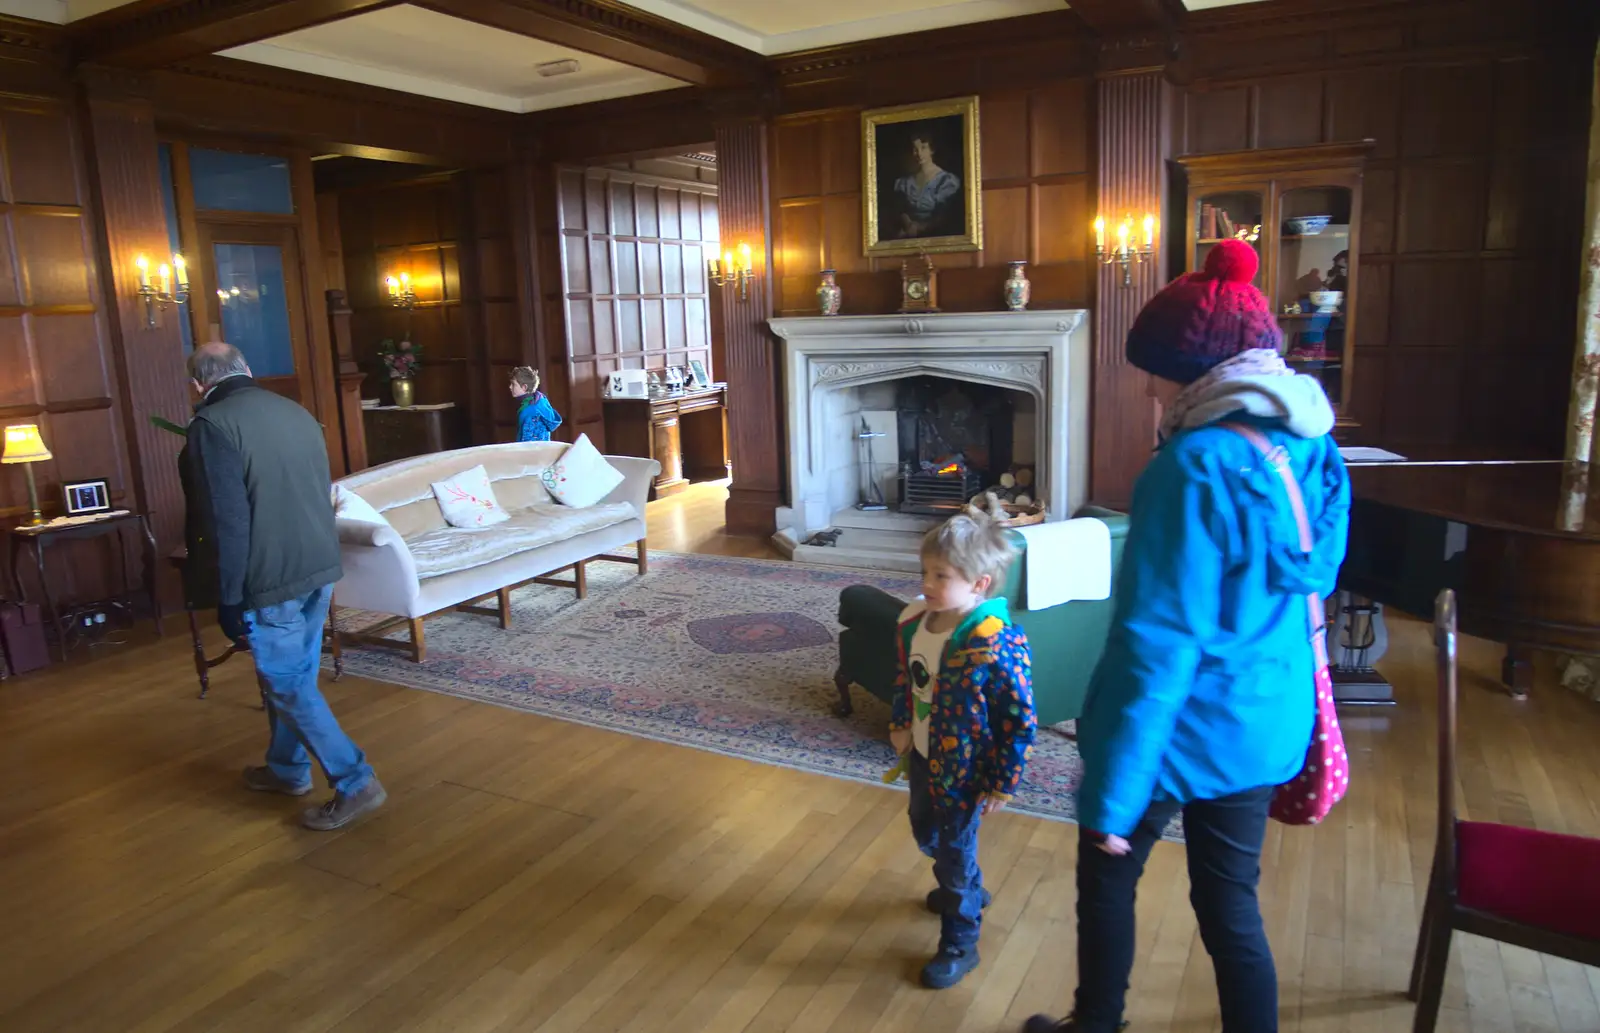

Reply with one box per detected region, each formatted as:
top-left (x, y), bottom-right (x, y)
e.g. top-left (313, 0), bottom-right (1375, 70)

top-left (1222, 424), bottom-right (1348, 826)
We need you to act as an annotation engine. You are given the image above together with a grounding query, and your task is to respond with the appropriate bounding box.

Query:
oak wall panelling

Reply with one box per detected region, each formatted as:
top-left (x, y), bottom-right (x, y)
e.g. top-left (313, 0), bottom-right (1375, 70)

top-left (0, 91), bottom-right (136, 608)
top-left (555, 165), bottom-right (719, 452)
top-left (1093, 70), bottom-right (1174, 510)
top-left (79, 80), bottom-right (192, 604)
top-left (769, 78), bottom-right (1097, 320)
top-left (1177, 0), bottom-right (1596, 456)
top-left (714, 118), bottom-right (779, 535)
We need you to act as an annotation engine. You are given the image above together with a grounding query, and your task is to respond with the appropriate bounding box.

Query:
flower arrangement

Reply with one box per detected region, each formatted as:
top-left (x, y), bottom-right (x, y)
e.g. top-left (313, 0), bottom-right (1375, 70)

top-left (379, 338), bottom-right (421, 380)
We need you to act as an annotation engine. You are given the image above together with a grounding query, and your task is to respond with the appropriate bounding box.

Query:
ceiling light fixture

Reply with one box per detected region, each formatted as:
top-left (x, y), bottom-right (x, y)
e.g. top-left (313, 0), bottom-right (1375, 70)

top-left (536, 59), bottom-right (580, 77)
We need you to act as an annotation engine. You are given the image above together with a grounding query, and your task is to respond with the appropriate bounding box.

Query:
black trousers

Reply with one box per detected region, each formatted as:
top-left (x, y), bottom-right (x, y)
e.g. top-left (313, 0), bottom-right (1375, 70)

top-left (1075, 785), bottom-right (1278, 1032)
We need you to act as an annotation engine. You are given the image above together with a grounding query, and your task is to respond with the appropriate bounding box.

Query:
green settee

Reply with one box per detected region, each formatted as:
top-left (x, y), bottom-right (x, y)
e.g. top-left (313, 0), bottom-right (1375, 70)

top-left (832, 507), bottom-right (1129, 728)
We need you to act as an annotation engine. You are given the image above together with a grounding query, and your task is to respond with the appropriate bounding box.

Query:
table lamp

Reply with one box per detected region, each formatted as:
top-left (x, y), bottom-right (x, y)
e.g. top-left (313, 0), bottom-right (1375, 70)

top-left (2, 423), bottom-right (51, 526)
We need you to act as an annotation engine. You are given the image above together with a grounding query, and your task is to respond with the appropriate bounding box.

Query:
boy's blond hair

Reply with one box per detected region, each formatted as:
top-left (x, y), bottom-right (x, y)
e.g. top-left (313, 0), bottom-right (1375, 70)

top-left (510, 366), bottom-right (540, 393)
top-left (920, 507), bottom-right (1015, 591)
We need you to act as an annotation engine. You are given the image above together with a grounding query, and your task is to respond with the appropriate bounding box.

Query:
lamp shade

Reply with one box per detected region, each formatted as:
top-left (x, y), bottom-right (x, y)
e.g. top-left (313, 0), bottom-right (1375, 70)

top-left (2, 423), bottom-right (51, 464)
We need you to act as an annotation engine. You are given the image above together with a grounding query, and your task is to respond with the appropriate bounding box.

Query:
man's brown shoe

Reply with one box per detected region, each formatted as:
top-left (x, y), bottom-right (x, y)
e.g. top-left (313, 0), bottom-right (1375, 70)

top-left (301, 779), bottom-right (387, 831)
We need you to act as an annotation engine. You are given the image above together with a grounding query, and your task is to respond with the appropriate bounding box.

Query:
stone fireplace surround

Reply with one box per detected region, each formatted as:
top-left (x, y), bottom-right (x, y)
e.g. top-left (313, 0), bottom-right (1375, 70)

top-left (768, 311), bottom-right (1091, 565)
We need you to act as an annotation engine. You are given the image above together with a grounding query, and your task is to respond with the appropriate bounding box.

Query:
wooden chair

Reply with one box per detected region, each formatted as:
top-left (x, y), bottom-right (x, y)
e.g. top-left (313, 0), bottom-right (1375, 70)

top-left (1408, 588), bottom-right (1600, 1033)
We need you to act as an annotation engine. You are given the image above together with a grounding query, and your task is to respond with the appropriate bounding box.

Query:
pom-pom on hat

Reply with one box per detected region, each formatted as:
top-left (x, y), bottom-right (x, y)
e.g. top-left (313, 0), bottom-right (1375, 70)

top-left (1125, 238), bottom-right (1283, 386)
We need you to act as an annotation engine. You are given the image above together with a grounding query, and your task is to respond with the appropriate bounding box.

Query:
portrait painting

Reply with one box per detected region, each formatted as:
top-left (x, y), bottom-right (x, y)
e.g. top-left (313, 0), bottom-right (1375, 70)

top-left (862, 96), bottom-right (982, 257)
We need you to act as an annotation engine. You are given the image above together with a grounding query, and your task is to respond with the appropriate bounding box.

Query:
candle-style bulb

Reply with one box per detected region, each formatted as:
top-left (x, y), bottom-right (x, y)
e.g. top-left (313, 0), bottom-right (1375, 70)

top-left (1093, 216), bottom-right (1105, 250)
top-left (157, 263), bottom-right (171, 296)
top-left (136, 255), bottom-right (150, 288)
top-left (385, 275), bottom-right (399, 297)
top-left (737, 242), bottom-right (752, 272)
top-left (1143, 214), bottom-right (1154, 248)
top-left (173, 253), bottom-right (189, 288)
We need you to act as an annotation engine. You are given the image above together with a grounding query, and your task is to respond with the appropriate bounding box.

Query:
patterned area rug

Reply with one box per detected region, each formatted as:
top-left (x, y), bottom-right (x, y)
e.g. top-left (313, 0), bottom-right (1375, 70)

top-left (329, 552), bottom-right (1101, 827)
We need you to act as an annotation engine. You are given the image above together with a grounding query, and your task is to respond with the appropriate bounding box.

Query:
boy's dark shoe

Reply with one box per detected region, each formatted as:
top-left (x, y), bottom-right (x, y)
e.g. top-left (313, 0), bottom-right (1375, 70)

top-left (242, 765), bottom-right (312, 797)
top-left (301, 779), bottom-right (387, 831)
top-left (920, 944), bottom-right (980, 989)
top-left (925, 887), bottom-right (993, 914)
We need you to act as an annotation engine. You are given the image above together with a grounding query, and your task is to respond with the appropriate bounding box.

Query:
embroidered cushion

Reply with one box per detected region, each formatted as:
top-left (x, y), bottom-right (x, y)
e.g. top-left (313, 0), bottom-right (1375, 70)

top-left (541, 433), bottom-right (624, 508)
top-left (430, 464), bottom-right (510, 529)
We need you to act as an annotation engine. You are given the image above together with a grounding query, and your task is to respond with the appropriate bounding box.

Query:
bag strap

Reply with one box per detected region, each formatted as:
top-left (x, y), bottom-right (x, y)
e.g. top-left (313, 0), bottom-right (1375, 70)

top-left (1218, 423), bottom-right (1328, 659)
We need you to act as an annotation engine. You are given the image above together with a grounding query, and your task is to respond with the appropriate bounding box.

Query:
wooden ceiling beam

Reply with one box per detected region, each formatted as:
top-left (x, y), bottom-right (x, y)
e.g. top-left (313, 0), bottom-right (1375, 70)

top-left (70, 0), bottom-right (401, 67)
top-left (1066, 0), bottom-right (1185, 37)
top-left (411, 0), bottom-right (766, 88)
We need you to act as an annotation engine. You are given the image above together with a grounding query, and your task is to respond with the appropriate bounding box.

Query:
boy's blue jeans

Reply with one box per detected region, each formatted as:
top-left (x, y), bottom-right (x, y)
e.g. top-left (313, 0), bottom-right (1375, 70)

top-left (908, 750), bottom-right (985, 949)
top-left (250, 583), bottom-right (375, 796)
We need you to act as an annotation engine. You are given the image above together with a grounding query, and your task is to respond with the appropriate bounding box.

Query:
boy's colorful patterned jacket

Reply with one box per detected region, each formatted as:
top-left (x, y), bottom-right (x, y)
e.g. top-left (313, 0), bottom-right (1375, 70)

top-left (890, 597), bottom-right (1036, 808)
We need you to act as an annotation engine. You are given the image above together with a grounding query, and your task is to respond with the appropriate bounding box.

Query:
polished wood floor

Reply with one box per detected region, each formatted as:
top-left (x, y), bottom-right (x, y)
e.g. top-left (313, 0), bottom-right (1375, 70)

top-left (3, 480), bottom-right (1599, 1032)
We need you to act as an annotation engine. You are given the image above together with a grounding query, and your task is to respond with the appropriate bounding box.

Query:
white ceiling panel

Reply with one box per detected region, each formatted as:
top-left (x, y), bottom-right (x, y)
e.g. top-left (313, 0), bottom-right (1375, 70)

top-left (222, 5), bottom-right (684, 113)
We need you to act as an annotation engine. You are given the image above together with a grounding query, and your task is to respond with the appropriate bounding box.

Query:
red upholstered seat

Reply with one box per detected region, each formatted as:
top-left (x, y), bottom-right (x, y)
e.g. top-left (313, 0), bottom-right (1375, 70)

top-left (1456, 821), bottom-right (1600, 942)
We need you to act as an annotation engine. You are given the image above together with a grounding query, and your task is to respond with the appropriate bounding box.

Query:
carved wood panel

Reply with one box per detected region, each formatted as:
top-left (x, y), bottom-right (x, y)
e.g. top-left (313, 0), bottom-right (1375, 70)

top-left (555, 166), bottom-right (718, 451)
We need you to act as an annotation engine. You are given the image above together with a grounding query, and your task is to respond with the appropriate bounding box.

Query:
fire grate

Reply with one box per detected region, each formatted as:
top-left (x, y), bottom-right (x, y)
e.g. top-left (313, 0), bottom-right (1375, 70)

top-left (900, 470), bottom-right (983, 516)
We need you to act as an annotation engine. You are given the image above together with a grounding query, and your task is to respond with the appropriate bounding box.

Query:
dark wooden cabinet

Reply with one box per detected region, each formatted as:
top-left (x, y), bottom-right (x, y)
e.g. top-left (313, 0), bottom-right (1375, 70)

top-left (1177, 142), bottom-right (1374, 427)
top-left (362, 403), bottom-right (469, 467)
top-left (603, 386), bottom-right (729, 498)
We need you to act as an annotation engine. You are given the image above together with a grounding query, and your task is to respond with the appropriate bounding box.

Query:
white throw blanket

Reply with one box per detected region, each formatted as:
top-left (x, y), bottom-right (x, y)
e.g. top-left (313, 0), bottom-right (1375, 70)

top-left (1015, 517), bottom-right (1112, 610)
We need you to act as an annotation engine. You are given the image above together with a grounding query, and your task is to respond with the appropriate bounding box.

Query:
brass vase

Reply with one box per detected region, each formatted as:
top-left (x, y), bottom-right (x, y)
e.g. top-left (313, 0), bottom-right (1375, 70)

top-left (392, 377), bottom-right (415, 407)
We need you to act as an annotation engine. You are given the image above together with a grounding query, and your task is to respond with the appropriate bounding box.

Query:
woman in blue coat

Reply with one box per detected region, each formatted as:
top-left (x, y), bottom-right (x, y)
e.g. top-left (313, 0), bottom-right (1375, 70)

top-left (1026, 240), bottom-right (1350, 1033)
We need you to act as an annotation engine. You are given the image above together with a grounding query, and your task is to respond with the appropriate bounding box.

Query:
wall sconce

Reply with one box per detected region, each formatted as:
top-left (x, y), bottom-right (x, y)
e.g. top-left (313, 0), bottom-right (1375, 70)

top-left (135, 253), bottom-right (189, 328)
top-left (1093, 214), bottom-right (1155, 288)
top-left (385, 273), bottom-right (416, 308)
top-left (707, 242), bottom-right (755, 301)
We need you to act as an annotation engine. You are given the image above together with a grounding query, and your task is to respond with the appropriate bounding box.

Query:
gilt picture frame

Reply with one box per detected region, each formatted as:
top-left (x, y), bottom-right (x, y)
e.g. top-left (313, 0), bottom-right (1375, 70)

top-left (862, 95), bottom-right (982, 257)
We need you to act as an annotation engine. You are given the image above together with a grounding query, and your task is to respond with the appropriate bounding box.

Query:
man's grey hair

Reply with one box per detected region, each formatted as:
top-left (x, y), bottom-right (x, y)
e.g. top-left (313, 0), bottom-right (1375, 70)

top-left (187, 342), bottom-right (251, 388)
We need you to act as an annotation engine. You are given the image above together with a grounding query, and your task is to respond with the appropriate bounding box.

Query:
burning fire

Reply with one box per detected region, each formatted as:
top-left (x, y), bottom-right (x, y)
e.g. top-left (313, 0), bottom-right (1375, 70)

top-left (936, 462), bottom-right (960, 476)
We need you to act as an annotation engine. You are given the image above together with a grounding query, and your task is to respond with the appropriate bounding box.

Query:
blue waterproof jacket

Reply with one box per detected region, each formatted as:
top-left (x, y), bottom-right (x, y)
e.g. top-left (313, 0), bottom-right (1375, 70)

top-left (516, 392), bottom-right (563, 442)
top-left (1076, 373), bottom-right (1351, 837)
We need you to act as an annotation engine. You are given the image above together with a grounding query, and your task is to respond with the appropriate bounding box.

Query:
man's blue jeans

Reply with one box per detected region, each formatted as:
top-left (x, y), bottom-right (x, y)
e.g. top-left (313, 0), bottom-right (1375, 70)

top-left (908, 750), bottom-right (985, 949)
top-left (250, 583), bottom-right (374, 796)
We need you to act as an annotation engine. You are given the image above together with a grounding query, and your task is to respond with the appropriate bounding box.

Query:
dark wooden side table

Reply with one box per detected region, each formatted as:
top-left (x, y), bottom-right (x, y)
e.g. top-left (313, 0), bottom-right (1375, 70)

top-left (603, 385), bottom-right (729, 499)
top-left (9, 511), bottom-right (161, 661)
top-left (362, 403), bottom-right (468, 467)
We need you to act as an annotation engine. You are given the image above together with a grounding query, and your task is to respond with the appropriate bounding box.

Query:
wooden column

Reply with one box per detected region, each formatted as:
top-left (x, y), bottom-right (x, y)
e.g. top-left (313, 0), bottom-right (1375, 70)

top-left (78, 69), bottom-right (192, 589)
top-left (1091, 67), bottom-right (1173, 509)
top-left (714, 115), bottom-right (780, 535)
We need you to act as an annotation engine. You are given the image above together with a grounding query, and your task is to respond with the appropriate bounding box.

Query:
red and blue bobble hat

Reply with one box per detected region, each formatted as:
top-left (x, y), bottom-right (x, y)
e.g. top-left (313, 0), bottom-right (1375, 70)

top-left (1125, 238), bottom-right (1283, 386)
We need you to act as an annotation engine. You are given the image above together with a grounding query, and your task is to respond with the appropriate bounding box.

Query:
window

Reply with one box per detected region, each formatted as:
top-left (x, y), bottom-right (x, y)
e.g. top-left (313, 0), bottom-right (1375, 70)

top-left (190, 148), bottom-right (294, 215)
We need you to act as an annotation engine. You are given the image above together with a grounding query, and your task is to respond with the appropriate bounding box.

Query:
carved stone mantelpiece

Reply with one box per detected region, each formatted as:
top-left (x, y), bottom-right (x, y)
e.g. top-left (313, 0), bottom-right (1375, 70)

top-left (768, 311), bottom-right (1092, 538)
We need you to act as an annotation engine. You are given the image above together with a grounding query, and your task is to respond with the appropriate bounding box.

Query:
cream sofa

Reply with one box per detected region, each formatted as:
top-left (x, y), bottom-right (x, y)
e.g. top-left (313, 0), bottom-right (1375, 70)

top-left (332, 440), bottom-right (660, 662)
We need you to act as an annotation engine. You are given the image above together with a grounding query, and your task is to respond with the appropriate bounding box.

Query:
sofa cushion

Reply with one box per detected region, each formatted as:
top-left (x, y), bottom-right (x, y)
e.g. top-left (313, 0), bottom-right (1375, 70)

top-left (542, 433), bottom-right (624, 507)
top-left (406, 500), bottom-right (636, 579)
top-left (333, 483), bottom-right (388, 526)
top-left (494, 473), bottom-right (553, 510)
top-left (432, 464), bottom-right (510, 529)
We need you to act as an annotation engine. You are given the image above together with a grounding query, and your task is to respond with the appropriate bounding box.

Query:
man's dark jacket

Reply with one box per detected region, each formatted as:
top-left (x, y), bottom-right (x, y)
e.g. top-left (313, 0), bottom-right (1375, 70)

top-left (180, 376), bottom-right (342, 611)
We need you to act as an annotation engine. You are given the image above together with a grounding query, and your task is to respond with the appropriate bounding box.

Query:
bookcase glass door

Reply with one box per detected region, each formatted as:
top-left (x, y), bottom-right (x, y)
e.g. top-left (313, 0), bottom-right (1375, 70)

top-left (1194, 190), bottom-right (1265, 290)
top-left (1275, 186), bottom-right (1353, 406)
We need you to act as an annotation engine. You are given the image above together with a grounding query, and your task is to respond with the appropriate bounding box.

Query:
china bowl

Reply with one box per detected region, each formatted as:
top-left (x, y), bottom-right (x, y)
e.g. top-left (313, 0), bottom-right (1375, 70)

top-left (1308, 290), bottom-right (1344, 312)
top-left (1286, 215), bottom-right (1332, 235)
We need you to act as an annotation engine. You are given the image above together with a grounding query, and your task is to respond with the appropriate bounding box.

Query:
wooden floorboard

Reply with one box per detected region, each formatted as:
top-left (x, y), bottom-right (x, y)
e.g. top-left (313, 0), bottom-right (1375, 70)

top-left (2, 479), bottom-right (1599, 1032)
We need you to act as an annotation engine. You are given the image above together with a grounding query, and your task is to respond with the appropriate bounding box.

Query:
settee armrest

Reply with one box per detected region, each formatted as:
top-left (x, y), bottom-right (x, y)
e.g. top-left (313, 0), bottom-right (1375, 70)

top-left (334, 517), bottom-right (420, 613)
top-left (838, 584), bottom-right (908, 635)
top-left (598, 455), bottom-right (662, 520)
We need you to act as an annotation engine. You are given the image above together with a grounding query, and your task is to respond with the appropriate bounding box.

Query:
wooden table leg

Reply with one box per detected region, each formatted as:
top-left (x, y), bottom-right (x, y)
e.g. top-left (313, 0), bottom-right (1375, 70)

top-left (1502, 643), bottom-right (1533, 700)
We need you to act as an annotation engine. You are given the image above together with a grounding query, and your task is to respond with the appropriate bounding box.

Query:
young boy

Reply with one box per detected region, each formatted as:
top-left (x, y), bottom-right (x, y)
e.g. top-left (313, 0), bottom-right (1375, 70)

top-left (510, 366), bottom-right (563, 442)
top-left (890, 508), bottom-right (1036, 989)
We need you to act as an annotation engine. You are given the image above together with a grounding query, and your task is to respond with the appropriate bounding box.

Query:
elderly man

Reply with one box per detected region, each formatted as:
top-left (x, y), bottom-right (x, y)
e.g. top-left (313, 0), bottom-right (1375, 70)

top-left (180, 341), bottom-right (385, 830)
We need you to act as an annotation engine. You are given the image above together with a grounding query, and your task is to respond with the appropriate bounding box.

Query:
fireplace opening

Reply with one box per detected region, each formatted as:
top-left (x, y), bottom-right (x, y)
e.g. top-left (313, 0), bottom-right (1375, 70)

top-left (892, 376), bottom-right (1026, 517)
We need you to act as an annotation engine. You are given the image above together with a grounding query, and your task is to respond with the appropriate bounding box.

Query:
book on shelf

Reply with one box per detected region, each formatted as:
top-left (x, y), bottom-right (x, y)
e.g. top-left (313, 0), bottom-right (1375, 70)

top-left (1218, 209), bottom-right (1235, 238)
top-left (1201, 203), bottom-right (1217, 240)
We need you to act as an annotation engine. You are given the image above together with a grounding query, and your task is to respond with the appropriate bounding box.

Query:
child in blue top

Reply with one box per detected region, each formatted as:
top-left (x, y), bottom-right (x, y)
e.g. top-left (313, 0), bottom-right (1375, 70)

top-left (889, 508), bottom-right (1036, 990)
top-left (510, 366), bottom-right (562, 442)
